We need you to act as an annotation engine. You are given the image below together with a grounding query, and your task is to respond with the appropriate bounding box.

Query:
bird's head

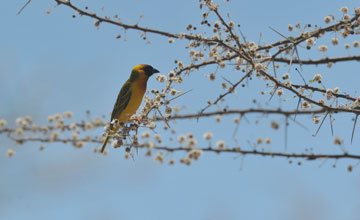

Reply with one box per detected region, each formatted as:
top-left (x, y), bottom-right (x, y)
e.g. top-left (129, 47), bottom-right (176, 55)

top-left (132, 64), bottom-right (159, 78)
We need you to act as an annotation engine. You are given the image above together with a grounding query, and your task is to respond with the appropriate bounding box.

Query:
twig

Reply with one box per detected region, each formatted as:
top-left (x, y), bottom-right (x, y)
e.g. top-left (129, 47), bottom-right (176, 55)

top-left (17, 0), bottom-right (31, 15)
top-left (200, 71), bottom-right (252, 114)
top-left (351, 114), bottom-right (358, 144)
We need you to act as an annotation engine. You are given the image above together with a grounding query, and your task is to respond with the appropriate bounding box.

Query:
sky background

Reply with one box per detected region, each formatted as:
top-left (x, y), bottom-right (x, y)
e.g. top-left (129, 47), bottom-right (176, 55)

top-left (1, 0), bottom-right (360, 219)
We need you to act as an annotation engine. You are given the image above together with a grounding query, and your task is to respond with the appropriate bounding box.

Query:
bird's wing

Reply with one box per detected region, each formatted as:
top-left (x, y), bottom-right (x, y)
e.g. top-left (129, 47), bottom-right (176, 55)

top-left (110, 80), bottom-right (132, 121)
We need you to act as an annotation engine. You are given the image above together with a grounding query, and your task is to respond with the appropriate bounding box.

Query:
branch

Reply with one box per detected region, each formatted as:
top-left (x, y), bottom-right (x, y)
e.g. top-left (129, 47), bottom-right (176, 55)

top-left (291, 84), bottom-right (357, 102)
top-left (0, 108), bottom-right (326, 135)
top-left (274, 55), bottom-right (360, 65)
top-left (257, 13), bottom-right (360, 52)
top-left (200, 70), bottom-right (253, 113)
top-left (260, 70), bottom-right (360, 114)
top-left (171, 108), bottom-right (326, 120)
top-left (9, 136), bottom-right (360, 161)
top-left (54, 0), bottom-right (216, 44)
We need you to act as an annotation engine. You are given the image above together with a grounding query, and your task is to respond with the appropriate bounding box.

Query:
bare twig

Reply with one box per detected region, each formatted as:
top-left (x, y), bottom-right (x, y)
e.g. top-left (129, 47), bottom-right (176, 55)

top-left (17, 0), bottom-right (31, 15)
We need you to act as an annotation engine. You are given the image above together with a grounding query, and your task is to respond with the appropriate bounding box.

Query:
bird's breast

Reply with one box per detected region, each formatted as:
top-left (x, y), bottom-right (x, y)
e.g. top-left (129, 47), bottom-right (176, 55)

top-left (118, 80), bottom-right (146, 122)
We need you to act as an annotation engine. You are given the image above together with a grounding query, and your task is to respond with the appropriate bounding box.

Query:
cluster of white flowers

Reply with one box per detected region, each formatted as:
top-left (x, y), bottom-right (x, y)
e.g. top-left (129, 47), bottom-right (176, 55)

top-left (203, 132), bottom-right (213, 140)
top-left (156, 74), bottom-right (167, 83)
top-left (324, 15), bottom-right (332, 24)
top-left (331, 38), bottom-right (339, 46)
top-left (177, 134), bottom-right (186, 144)
top-left (313, 73), bottom-right (322, 83)
top-left (63, 111), bottom-right (73, 118)
top-left (355, 7), bottom-right (360, 14)
top-left (219, 61), bottom-right (226, 68)
top-left (179, 157), bottom-right (191, 166)
top-left (254, 63), bottom-right (263, 71)
top-left (168, 38), bottom-right (174, 44)
top-left (354, 97), bottom-right (360, 107)
top-left (16, 117), bottom-right (28, 127)
top-left (215, 116), bottom-right (222, 122)
top-left (228, 20), bottom-right (235, 28)
top-left (216, 140), bottom-right (227, 149)
top-left (141, 131), bottom-right (151, 139)
top-left (7, 149), bottom-right (15, 157)
top-left (93, 20), bottom-right (101, 27)
top-left (306, 38), bottom-right (316, 47)
top-left (302, 101), bottom-right (310, 109)
top-left (354, 41), bottom-right (360, 48)
top-left (317, 45), bottom-right (328, 52)
top-left (233, 117), bottom-right (240, 124)
top-left (343, 14), bottom-right (350, 21)
top-left (0, 119), bottom-right (7, 128)
top-left (313, 115), bottom-right (320, 124)
top-left (288, 24), bottom-right (293, 31)
top-left (271, 121), bottom-right (279, 130)
top-left (187, 137), bottom-right (197, 148)
top-left (154, 152), bottom-right (164, 163)
top-left (326, 89), bottom-right (333, 100)
top-left (282, 73), bottom-right (290, 80)
top-left (333, 137), bottom-right (343, 145)
top-left (188, 148), bottom-right (202, 160)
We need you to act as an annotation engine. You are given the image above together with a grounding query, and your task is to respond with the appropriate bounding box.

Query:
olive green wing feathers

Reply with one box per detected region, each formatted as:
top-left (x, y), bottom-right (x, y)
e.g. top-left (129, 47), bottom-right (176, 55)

top-left (110, 80), bottom-right (132, 121)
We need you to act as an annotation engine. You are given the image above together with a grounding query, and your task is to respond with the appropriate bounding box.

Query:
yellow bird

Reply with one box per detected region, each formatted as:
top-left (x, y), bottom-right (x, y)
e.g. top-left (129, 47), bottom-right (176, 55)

top-left (100, 64), bottom-right (159, 153)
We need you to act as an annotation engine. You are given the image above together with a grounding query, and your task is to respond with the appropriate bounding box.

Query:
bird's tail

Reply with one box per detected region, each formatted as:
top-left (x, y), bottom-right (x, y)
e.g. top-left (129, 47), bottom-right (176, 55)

top-left (100, 123), bottom-right (122, 154)
top-left (100, 135), bottom-right (110, 153)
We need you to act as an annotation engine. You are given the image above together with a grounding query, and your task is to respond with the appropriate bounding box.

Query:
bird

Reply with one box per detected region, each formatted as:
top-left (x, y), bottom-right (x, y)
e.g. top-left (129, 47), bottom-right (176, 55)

top-left (100, 64), bottom-right (159, 153)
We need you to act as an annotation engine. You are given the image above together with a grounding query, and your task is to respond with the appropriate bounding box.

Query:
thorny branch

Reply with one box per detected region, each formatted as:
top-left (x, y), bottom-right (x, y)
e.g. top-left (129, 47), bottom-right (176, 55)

top-left (6, 0), bottom-right (360, 167)
top-left (7, 136), bottom-right (360, 161)
top-left (274, 55), bottom-right (360, 65)
top-left (0, 108), bottom-right (327, 134)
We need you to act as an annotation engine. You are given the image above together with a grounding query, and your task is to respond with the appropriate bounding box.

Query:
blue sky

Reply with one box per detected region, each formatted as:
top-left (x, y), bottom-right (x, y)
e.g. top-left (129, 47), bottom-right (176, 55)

top-left (1, 0), bottom-right (360, 219)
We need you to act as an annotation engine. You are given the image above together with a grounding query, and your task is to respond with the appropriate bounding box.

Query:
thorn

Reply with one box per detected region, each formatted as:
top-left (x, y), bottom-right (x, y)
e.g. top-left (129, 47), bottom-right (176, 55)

top-left (232, 115), bottom-right (242, 138)
top-left (285, 116), bottom-right (289, 151)
top-left (294, 46), bottom-right (303, 70)
top-left (294, 97), bottom-right (301, 120)
top-left (268, 86), bottom-right (277, 102)
top-left (272, 60), bottom-right (277, 78)
top-left (295, 68), bottom-right (307, 85)
top-left (351, 114), bottom-right (358, 144)
top-left (221, 76), bottom-right (235, 86)
top-left (17, 0), bottom-right (31, 15)
top-left (289, 116), bottom-right (308, 131)
top-left (167, 89), bottom-right (192, 102)
top-left (314, 112), bottom-right (329, 137)
top-left (329, 113), bottom-right (334, 136)
top-left (156, 108), bottom-right (171, 129)
top-left (268, 26), bottom-right (290, 41)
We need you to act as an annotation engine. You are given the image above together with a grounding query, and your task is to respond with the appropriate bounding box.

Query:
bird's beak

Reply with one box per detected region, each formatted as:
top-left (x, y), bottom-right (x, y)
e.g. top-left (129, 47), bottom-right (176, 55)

top-left (152, 68), bottom-right (160, 74)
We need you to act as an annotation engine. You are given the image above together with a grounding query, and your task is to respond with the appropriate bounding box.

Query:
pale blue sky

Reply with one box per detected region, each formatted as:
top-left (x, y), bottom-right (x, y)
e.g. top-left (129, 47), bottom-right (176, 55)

top-left (1, 0), bottom-right (360, 220)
